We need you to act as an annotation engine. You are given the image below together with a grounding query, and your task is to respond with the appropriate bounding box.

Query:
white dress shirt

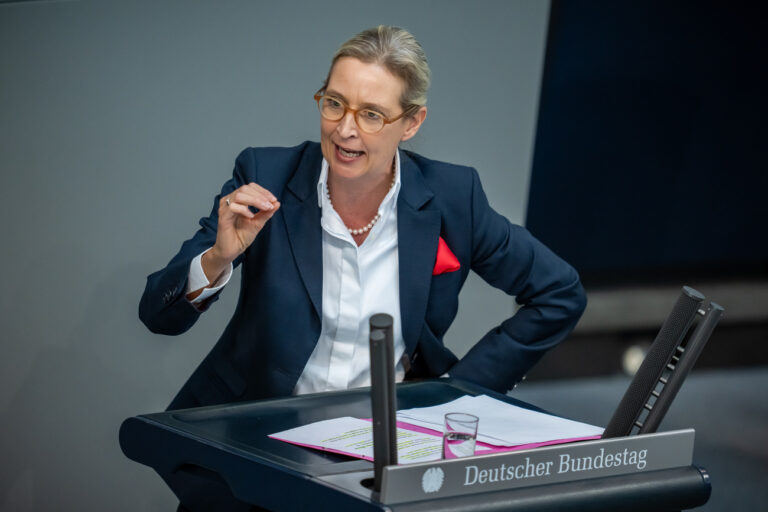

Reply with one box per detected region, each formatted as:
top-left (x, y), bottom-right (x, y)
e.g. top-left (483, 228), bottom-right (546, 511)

top-left (186, 152), bottom-right (405, 395)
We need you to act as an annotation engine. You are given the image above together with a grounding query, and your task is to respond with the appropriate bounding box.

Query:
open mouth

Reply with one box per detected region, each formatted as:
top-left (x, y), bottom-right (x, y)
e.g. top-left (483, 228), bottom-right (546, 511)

top-left (336, 144), bottom-right (365, 159)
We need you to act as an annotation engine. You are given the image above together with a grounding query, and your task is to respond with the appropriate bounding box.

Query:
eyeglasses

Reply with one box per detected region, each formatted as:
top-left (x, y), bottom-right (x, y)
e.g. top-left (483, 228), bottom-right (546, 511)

top-left (314, 90), bottom-right (418, 134)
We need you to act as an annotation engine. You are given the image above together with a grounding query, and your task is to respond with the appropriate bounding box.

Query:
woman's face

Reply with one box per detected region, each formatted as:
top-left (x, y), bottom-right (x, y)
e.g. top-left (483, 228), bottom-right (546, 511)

top-left (320, 57), bottom-right (426, 185)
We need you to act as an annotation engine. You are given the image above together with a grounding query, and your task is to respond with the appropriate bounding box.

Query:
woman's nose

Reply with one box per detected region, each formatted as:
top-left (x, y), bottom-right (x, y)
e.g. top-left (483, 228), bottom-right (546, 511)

top-left (336, 111), bottom-right (359, 137)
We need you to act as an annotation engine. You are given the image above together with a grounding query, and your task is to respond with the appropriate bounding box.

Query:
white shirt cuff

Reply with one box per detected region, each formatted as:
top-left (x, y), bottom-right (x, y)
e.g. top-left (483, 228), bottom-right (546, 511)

top-left (186, 248), bottom-right (233, 304)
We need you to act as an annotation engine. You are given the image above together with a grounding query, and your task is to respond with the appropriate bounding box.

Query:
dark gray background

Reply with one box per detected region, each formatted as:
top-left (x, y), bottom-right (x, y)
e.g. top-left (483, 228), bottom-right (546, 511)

top-left (0, 1), bottom-right (550, 509)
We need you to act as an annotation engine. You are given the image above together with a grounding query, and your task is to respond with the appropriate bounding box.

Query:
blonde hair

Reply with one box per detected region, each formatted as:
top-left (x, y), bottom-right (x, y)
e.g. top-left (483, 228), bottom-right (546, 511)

top-left (323, 25), bottom-right (431, 113)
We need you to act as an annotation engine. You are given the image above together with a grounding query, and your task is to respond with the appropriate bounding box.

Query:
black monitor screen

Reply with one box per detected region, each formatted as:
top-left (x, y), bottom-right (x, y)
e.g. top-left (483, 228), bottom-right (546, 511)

top-left (526, 1), bottom-right (768, 286)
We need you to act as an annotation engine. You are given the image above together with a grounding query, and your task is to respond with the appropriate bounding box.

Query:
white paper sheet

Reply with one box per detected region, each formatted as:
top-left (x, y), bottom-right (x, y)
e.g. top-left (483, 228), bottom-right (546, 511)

top-left (269, 417), bottom-right (444, 464)
top-left (397, 395), bottom-right (604, 446)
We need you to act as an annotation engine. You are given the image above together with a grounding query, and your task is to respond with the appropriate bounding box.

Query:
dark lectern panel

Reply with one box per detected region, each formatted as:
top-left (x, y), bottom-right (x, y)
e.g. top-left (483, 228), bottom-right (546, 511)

top-left (388, 466), bottom-right (709, 512)
top-left (121, 380), bottom-right (710, 511)
top-left (140, 379), bottom-right (510, 476)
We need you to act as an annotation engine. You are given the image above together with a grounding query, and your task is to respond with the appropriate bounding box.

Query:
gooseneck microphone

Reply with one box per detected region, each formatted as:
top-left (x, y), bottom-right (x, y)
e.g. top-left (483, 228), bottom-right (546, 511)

top-left (369, 313), bottom-right (398, 493)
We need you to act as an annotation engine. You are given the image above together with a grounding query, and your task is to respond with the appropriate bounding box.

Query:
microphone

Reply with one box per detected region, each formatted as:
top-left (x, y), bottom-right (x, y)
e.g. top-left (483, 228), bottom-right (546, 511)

top-left (369, 313), bottom-right (398, 492)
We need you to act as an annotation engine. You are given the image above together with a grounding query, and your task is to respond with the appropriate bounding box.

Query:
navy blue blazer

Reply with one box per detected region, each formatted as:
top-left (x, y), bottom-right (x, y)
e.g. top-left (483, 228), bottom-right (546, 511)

top-left (139, 142), bottom-right (586, 409)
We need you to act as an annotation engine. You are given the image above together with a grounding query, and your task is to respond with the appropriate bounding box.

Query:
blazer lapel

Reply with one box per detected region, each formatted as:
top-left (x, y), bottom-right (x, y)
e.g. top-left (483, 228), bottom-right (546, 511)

top-left (283, 145), bottom-right (324, 320)
top-left (397, 150), bottom-right (441, 356)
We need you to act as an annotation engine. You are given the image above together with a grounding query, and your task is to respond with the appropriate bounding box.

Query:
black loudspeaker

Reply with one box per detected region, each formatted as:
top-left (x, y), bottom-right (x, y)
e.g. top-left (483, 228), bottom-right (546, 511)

top-left (603, 286), bottom-right (723, 438)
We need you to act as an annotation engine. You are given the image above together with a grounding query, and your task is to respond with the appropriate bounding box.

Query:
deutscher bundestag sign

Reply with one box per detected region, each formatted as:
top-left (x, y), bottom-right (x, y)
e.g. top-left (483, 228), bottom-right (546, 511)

top-left (379, 429), bottom-right (695, 504)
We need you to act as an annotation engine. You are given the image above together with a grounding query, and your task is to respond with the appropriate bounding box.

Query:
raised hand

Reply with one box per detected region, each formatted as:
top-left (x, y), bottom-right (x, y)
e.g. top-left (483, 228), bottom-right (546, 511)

top-left (201, 183), bottom-right (281, 285)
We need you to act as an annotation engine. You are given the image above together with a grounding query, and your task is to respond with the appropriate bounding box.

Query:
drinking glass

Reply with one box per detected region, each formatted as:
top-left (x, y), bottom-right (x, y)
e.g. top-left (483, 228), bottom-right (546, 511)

top-left (442, 412), bottom-right (479, 459)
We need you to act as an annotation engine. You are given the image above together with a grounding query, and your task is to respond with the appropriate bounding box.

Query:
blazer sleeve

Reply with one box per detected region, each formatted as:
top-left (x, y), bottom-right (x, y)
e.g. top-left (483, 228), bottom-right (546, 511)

top-left (448, 169), bottom-right (587, 392)
top-left (138, 152), bottom-right (252, 335)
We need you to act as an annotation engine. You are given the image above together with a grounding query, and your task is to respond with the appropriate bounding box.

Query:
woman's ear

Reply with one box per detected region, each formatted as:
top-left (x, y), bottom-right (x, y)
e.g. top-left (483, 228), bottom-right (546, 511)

top-left (400, 106), bottom-right (427, 142)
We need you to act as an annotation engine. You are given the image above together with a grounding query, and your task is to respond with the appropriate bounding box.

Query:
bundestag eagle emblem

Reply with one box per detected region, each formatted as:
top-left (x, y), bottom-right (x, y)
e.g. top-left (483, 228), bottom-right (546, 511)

top-left (421, 467), bottom-right (444, 493)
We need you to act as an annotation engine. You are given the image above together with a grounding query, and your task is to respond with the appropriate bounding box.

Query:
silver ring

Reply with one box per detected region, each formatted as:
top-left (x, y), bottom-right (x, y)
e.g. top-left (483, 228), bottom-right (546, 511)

top-left (226, 198), bottom-right (231, 206)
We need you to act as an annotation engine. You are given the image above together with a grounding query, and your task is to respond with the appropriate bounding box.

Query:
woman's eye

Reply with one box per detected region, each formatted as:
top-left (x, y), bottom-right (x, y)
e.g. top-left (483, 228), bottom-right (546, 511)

top-left (364, 110), bottom-right (383, 120)
top-left (326, 98), bottom-right (342, 108)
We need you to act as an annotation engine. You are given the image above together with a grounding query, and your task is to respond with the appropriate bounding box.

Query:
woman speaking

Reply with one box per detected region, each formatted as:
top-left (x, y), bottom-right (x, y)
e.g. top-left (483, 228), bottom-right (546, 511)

top-left (139, 25), bottom-right (586, 412)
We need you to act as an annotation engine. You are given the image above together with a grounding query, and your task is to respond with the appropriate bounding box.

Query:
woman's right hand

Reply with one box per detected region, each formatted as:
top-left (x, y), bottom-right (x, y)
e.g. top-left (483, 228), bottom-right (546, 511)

top-left (201, 183), bottom-right (281, 283)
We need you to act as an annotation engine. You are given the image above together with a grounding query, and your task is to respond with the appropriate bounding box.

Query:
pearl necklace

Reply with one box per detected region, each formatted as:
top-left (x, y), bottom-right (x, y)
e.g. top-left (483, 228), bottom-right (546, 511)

top-left (326, 175), bottom-right (396, 236)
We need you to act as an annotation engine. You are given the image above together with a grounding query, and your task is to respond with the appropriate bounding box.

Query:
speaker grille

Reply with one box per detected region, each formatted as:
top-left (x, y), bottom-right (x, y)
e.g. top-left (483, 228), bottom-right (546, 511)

top-left (602, 287), bottom-right (703, 438)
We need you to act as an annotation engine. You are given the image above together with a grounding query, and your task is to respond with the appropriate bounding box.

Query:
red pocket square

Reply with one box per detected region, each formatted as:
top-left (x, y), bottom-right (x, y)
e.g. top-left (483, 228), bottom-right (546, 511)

top-left (433, 237), bottom-right (461, 275)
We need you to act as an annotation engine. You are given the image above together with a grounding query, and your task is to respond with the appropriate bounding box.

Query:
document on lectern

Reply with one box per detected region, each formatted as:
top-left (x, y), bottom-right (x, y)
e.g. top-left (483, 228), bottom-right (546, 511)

top-left (269, 416), bottom-right (446, 463)
top-left (397, 395), bottom-right (603, 447)
top-left (269, 395), bottom-right (603, 464)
